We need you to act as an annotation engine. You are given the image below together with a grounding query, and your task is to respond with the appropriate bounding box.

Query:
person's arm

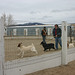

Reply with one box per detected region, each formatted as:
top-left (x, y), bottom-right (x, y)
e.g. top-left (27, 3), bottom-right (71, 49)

top-left (46, 30), bottom-right (47, 35)
top-left (57, 28), bottom-right (61, 37)
top-left (41, 30), bottom-right (43, 36)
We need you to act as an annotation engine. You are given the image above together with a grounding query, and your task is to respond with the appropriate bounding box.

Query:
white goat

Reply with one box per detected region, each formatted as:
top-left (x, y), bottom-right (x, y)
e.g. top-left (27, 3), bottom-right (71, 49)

top-left (17, 42), bottom-right (38, 58)
top-left (67, 42), bottom-right (74, 48)
top-left (69, 43), bottom-right (74, 48)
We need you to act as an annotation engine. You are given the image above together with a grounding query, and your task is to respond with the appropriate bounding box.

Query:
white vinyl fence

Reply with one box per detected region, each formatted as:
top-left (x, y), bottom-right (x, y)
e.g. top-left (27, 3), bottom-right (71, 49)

top-left (0, 18), bottom-right (75, 75)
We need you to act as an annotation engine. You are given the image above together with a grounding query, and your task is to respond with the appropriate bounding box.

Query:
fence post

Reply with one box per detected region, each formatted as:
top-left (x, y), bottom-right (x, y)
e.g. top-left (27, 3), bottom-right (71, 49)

top-left (61, 21), bottom-right (68, 65)
top-left (0, 17), bottom-right (5, 75)
top-left (70, 26), bottom-right (72, 43)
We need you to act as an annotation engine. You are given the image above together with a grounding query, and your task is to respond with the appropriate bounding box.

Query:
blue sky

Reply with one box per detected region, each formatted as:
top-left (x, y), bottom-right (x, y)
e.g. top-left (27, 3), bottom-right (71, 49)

top-left (0, 0), bottom-right (75, 24)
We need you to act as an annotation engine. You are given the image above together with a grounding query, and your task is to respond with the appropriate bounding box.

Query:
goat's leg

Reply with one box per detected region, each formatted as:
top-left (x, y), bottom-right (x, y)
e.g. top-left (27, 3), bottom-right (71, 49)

top-left (18, 51), bottom-right (22, 56)
top-left (21, 51), bottom-right (24, 58)
top-left (36, 51), bottom-right (38, 54)
top-left (31, 46), bottom-right (38, 54)
top-left (34, 50), bottom-right (38, 54)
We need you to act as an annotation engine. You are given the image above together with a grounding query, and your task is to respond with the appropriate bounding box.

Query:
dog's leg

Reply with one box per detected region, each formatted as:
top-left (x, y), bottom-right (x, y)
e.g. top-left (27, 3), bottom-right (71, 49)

top-left (53, 47), bottom-right (55, 49)
top-left (44, 48), bottom-right (46, 51)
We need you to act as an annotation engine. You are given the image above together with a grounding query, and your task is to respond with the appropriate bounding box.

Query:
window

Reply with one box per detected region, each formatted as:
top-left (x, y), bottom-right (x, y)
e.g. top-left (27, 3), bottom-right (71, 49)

top-left (13, 29), bottom-right (17, 36)
top-left (36, 28), bottom-right (39, 36)
top-left (24, 29), bottom-right (28, 36)
top-left (48, 28), bottom-right (52, 35)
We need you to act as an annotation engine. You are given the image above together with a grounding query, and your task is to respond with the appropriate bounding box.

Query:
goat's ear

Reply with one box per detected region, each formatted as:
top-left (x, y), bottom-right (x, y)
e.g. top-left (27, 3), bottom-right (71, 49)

top-left (17, 43), bottom-right (20, 47)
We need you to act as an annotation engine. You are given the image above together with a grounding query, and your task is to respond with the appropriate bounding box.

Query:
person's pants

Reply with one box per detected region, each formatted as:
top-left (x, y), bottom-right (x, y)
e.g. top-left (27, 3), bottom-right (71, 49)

top-left (42, 36), bottom-right (46, 43)
top-left (55, 37), bottom-right (62, 49)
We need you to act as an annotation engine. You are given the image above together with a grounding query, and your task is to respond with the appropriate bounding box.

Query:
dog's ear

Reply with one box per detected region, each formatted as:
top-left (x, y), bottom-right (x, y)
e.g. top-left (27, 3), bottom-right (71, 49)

top-left (40, 42), bottom-right (42, 45)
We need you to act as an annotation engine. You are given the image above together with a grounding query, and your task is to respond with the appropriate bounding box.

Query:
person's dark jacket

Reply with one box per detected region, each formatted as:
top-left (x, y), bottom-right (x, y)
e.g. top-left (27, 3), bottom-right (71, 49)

top-left (53, 27), bottom-right (62, 38)
top-left (41, 29), bottom-right (47, 36)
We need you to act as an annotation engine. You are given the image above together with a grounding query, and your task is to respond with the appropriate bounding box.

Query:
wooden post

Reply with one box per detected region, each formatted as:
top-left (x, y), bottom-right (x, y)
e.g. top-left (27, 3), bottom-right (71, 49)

top-left (0, 17), bottom-right (5, 75)
top-left (61, 21), bottom-right (68, 65)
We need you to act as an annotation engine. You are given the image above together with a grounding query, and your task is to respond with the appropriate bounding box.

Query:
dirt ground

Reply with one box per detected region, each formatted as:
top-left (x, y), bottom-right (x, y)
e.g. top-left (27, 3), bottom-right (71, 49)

top-left (5, 36), bottom-right (59, 62)
top-left (26, 60), bottom-right (75, 75)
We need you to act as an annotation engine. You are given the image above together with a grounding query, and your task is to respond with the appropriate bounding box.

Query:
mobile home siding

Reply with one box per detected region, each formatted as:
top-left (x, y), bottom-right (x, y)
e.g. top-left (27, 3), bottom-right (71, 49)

top-left (7, 26), bottom-right (54, 36)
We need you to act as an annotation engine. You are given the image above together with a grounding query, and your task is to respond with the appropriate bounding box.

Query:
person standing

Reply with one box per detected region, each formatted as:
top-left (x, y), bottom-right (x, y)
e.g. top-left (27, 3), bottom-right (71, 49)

top-left (53, 24), bottom-right (62, 50)
top-left (41, 27), bottom-right (47, 43)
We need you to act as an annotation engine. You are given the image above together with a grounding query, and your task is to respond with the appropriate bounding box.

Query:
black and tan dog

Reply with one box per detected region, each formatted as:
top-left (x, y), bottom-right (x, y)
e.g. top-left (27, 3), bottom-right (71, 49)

top-left (40, 41), bottom-right (55, 51)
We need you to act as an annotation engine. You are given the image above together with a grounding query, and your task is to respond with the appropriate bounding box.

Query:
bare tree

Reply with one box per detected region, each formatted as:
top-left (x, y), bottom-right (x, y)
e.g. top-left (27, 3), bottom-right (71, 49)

top-left (7, 14), bottom-right (15, 25)
top-left (1, 13), bottom-right (7, 26)
top-left (0, 13), bottom-right (7, 36)
top-left (0, 13), bottom-right (16, 36)
top-left (1, 13), bottom-right (16, 26)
